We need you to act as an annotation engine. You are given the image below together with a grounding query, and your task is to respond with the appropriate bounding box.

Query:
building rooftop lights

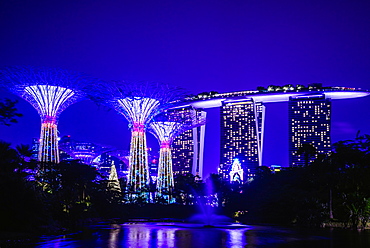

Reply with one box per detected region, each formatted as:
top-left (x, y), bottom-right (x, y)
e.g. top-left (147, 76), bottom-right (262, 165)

top-left (172, 86), bottom-right (369, 109)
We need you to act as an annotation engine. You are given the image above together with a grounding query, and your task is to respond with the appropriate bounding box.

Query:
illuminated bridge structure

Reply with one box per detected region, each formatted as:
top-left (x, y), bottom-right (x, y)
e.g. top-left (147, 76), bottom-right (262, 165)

top-left (171, 86), bottom-right (370, 180)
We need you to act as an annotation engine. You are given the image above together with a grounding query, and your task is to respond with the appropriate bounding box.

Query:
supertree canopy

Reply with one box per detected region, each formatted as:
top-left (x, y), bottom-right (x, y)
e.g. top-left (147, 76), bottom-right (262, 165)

top-left (104, 81), bottom-right (186, 195)
top-left (0, 66), bottom-right (96, 163)
top-left (149, 108), bottom-right (206, 201)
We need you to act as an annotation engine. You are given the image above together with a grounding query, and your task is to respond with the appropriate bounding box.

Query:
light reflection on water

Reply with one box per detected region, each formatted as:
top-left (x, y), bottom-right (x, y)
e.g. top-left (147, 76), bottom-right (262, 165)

top-left (36, 223), bottom-right (370, 248)
top-left (227, 229), bottom-right (246, 248)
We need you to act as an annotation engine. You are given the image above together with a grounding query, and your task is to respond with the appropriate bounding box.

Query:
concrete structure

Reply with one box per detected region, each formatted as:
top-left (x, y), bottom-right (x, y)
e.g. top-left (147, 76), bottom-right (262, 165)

top-left (171, 85), bottom-right (369, 180)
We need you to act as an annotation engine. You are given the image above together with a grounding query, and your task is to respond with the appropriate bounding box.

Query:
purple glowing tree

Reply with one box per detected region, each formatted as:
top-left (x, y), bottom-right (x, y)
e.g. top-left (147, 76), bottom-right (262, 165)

top-left (0, 66), bottom-right (96, 163)
top-left (104, 81), bottom-right (186, 196)
top-left (149, 109), bottom-right (205, 202)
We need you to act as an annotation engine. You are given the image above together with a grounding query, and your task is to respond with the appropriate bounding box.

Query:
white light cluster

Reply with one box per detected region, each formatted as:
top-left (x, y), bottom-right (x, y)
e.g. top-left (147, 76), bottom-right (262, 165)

top-left (24, 85), bottom-right (75, 119)
top-left (117, 97), bottom-right (160, 125)
top-left (149, 121), bottom-right (183, 144)
top-left (229, 158), bottom-right (244, 183)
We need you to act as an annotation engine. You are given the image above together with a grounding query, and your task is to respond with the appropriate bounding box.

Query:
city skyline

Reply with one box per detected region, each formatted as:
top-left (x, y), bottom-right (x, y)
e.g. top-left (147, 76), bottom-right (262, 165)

top-left (1, 83), bottom-right (369, 179)
top-left (0, 0), bottom-right (369, 178)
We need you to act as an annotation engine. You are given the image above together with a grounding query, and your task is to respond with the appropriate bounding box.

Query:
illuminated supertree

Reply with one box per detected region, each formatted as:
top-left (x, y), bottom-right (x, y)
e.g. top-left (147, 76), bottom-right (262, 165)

top-left (0, 66), bottom-right (95, 163)
top-left (103, 81), bottom-right (186, 196)
top-left (149, 109), bottom-right (205, 201)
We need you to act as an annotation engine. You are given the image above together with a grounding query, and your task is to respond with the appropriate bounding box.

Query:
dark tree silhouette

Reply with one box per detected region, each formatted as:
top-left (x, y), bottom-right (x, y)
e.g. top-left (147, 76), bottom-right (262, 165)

top-left (173, 173), bottom-right (203, 205)
top-left (297, 143), bottom-right (317, 167)
top-left (0, 141), bottom-right (19, 173)
top-left (16, 144), bottom-right (33, 161)
top-left (0, 99), bottom-right (22, 126)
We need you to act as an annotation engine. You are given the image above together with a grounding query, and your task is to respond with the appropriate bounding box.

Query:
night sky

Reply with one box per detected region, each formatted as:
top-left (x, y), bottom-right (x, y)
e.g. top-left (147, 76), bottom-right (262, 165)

top-left (0, 0), bottom-right (369, 178)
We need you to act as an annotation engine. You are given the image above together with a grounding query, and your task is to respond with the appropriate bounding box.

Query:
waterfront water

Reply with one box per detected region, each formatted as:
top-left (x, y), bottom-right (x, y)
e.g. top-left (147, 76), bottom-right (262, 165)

top-left (35, 223), bottom-right (370, 248)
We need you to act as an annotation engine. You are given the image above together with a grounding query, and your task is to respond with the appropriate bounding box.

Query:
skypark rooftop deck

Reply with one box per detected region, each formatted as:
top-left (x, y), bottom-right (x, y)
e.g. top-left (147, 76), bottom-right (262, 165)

top-left (172, 86), bottom-right (370, 109)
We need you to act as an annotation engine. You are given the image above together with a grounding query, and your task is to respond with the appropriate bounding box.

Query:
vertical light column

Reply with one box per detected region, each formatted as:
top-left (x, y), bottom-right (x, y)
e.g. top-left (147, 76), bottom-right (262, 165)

top-left (117, 98), bottom-right (159, 196)
top-left (149, 121), bottom-right (178, 198)
top-left (128, 123), bottom-right (150, 192)
top-left (156, 141), bottom-right (174, 194)
top-left (38, 119), bottom-right (59, 163)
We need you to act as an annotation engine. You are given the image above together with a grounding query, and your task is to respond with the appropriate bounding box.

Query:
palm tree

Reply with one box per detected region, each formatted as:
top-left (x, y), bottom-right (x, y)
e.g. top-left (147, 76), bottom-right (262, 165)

top-left (16, 144), bottom-right (33, 162)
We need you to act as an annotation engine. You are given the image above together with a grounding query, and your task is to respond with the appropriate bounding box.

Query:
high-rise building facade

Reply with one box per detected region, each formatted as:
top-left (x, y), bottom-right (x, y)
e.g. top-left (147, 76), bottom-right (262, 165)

top-left (219, 100), bottom-right (265, 182)
top-left (171, 107), bottom-right (207, 178)
top-left (289, 95), bottom-right (331, 167)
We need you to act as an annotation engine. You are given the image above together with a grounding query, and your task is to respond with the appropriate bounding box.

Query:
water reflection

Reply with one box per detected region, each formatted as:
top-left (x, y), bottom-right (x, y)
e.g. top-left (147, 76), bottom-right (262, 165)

top-left (157, 228), bottom-right (176, 247)
top-left (124, 224), bottom-right (151, 248)
top-left (227, 229), bottom-right (246, 248)
top-left (174, 229), bottom-right (225, 248)
top-left (108, 225), bottom-right (121, 248)
top-left (35, 223), bottom-right (370, 248)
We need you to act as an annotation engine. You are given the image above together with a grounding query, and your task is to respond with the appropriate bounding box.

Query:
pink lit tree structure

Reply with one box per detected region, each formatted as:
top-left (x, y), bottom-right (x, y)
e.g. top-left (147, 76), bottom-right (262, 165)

top-left (0, 66), bottom-right (93, 163)
top-left (149, 109), bottom-right (205, 201)
top-left (105, 81), bottom-right (185, 197)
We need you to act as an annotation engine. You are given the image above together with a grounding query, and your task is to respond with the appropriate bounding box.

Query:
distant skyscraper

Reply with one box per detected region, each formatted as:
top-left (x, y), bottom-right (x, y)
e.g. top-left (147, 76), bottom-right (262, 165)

top-left (172, 129), bottom-right (193, 175)
top-left (171, 107), bottom-right (207, 178)
top-left (289, 94), bottom-right (331, 167)
top-left (219, 100), bottom-right (265, 181)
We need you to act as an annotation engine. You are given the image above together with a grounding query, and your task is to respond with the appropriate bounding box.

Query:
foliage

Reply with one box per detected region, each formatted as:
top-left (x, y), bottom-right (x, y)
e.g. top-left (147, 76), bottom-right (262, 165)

top-left (296, 143), bottom-right (317, 167)
top-left (0, 141), bottom-right (48, 233)
top-left (3, 134), bottom-right (370, 233)
top-left (173, 173), bottom-right (203, 205)
top-left (0, 98), bottom-right (23, 126)
top-left (232, 135), bottom-right (370, 229)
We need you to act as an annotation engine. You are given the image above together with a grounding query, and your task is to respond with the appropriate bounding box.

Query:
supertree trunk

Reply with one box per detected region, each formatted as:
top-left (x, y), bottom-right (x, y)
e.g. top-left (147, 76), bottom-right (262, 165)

top-left (38, 117), bottom-right (59, 163)
top-left (127, 123), bottom-right (150, 193)
top-left (156, 142), bottom-right (174, 194)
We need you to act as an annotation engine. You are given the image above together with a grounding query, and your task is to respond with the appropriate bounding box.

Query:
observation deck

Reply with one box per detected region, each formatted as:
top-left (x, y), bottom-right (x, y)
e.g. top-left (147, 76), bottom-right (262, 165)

top-left (172, 86), bottom-right (370, 109)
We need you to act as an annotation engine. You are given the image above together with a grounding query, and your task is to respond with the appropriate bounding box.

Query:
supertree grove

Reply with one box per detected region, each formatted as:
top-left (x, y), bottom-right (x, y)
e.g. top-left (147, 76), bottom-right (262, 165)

top-left (104, 81), bottom-right (186, 197)
top-left (0, 66), bottom-right (95, 163)
top-left (149, 108), bottom-right (206, 201)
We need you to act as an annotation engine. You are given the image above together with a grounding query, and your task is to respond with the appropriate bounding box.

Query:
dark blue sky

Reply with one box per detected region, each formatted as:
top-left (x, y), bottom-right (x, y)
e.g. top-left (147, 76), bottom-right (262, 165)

top-left (0, 0), bottom-right (369, 178)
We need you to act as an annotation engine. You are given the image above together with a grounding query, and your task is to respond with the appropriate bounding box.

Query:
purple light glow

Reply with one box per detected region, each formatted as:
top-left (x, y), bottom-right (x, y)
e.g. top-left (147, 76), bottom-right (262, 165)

top-left (0, 1), bottom-right (369, 178)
